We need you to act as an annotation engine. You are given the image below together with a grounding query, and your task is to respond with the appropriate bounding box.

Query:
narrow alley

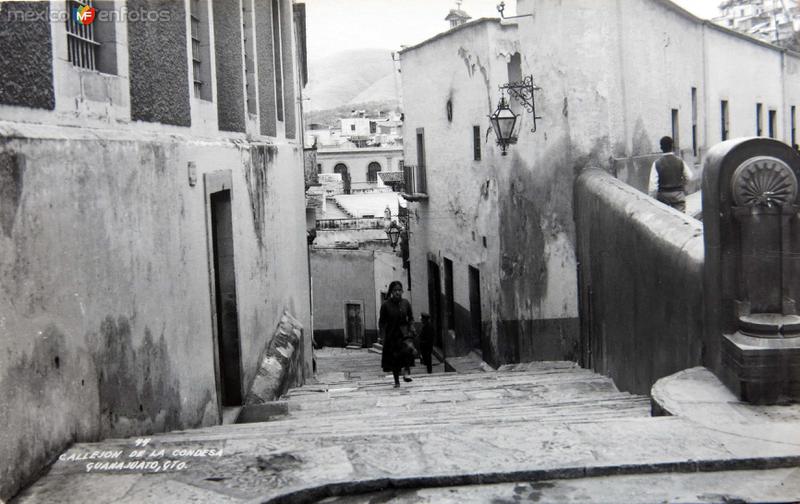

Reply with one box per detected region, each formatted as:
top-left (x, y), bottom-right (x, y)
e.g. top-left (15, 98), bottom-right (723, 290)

top-left (2, 1), bottom-right (800, 502)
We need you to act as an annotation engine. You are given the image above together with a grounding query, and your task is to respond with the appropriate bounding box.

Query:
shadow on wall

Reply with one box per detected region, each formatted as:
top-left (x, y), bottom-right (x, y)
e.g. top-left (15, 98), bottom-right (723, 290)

top-left (0, 316), bottom-right (202, 501)
top-left (90, 315), bottom-right (184, 438)
top-left (0, 325), bottom-right (89, 502)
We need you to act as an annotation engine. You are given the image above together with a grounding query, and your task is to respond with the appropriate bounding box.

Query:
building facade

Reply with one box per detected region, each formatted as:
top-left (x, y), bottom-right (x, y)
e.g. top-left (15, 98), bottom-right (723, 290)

top-left (0, 0), bottom-right (311, 500)
top-left (316, 145), bottom-right (404, 193)
top-left (399, 0), bottom-right (800, 368)
top-left (714, 0), bottom-right (800, 49)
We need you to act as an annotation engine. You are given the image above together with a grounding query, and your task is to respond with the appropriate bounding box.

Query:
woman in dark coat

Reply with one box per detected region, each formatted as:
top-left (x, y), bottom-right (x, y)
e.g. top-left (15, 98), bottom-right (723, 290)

top-left (380, 281), bottom-right (415, 387)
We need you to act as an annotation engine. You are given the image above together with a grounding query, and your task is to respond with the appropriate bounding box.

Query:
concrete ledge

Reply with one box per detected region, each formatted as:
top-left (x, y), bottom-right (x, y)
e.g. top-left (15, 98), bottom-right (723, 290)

top-left (652, 367), bottom-right (800, 430)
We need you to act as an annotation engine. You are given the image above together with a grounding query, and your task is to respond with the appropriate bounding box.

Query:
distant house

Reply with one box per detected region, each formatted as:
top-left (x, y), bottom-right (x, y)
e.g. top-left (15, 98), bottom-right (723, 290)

top-left (316, 144), bottom-right (404, 194)
top-left (713, 0), bottom-right (800, 48)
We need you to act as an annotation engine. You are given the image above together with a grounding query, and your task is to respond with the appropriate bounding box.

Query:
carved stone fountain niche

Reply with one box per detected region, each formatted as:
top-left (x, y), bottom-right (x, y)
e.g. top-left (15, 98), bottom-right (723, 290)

top-left (703, 138), bottom-right (800, 404)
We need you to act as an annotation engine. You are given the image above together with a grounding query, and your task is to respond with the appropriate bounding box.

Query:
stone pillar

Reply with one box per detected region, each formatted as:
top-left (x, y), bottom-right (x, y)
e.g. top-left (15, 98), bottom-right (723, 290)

top-left (702, 138), bottom-right (800, 404)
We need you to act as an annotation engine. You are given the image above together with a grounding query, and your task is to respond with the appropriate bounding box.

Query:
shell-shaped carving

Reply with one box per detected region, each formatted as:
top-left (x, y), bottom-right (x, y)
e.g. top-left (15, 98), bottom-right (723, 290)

top-left (731, 156), bottom-right (798, 207)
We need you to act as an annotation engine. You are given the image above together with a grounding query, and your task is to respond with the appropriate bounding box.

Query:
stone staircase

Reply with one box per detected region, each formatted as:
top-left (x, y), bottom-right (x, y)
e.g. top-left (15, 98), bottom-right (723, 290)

top-left (15, 349), bottom-right (800, 503)
top-left (276, 361), bottom-right (652, 434)
top-left (330, 196), bottom-right (355, 218)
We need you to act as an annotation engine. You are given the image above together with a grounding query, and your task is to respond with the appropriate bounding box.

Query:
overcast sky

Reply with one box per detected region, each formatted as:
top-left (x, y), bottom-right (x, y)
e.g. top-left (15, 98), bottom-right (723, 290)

top-left (304, 0), bottom-right (723, 60)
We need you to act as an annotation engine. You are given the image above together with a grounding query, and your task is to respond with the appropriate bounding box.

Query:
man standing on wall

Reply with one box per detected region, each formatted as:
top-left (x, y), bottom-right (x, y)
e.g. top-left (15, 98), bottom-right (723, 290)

top-left (379, 281), bottom-right (415, 388)
top-left (648, 136), bottom-right (694, 212)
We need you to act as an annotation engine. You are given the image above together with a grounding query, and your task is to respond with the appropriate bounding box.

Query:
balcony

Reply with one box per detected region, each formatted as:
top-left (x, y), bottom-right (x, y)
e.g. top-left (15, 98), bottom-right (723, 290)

top-left (401, 164), bottom-right (428, 201)
top-left (316, 217), bottom-right (388, 231)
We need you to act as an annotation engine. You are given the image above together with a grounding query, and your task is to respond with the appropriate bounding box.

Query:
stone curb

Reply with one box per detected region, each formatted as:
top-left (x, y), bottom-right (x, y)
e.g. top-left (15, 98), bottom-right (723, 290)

top-left (247, 455), bottom-right (800, 504)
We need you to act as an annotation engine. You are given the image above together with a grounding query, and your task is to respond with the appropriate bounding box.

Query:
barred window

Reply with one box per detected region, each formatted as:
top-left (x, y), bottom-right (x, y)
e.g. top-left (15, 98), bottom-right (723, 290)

top-left (272, 0), bottom-right (284, 121)
top-left (66, 0), bottom-right (99, 70)
top-left (243, 1), bottom-right (257, 114)
top-left (191, 0), bottom-right (202, 97)
top-left (189, 0), bottom-right (212, 100)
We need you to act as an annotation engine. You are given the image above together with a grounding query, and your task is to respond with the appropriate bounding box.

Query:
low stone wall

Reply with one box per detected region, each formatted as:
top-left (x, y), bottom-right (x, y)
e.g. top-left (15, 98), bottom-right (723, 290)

top-left (574, 170), bottom-right (707, 395)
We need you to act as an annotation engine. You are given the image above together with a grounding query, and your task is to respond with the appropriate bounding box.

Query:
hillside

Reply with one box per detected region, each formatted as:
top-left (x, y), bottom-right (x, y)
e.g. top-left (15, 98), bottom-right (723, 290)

top-left (305, 49), bottom-right (399, 112)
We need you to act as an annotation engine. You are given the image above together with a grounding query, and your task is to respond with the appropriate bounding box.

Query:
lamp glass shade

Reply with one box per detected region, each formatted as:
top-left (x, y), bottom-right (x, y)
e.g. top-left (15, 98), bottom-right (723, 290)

top-left (386, 223), bottom-right (401, 248)
top-left (489, 97), bottom-right (518, 144)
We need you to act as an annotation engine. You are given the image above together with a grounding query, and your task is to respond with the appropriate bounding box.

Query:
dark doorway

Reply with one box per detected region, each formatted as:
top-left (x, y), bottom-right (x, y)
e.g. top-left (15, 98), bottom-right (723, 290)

top-left (671, 108), bottom-right (679, 151)
top-left (334, 163), bottom-right (351, 194)
top-left (768, 109), bottom-right (777, 138)
top-left (345, 302), bottom-right (364, 347)
top-left (469, 266), bottom-right (483, 355)
top-left (427, 260), bottom-right (443, 349)
top-left (210, 189), bottom-right (243, 407)
top-left (367, 162), bottom-right (381, 183)
top-left (443, 257), bottom-right (455, 334)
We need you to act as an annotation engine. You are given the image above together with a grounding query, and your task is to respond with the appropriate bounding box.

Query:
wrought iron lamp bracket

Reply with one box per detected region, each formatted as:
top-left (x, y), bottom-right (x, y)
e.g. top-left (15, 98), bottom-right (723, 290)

top-left (499, 75), bottom-right (542, 132)
top-left (496, 2), bottom-right (534, 20)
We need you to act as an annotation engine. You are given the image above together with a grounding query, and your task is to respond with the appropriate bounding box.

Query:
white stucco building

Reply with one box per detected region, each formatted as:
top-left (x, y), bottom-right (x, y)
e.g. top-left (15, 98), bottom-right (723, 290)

top-left (399, 0), bottom-right (800, 368)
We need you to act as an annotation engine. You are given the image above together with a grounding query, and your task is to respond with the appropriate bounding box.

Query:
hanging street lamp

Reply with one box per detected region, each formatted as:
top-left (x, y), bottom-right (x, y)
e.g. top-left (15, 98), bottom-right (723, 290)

top-left (385, 220), bottom-right (402, 251)
top-left (489, 96), bottom-right (518, 156)
top-left (489, 75), bottom-right (543, 156)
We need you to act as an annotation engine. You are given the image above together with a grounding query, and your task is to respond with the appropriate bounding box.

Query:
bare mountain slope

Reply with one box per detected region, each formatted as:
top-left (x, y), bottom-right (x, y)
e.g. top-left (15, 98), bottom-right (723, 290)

top-left (305, 49), bottom-right (397, 111)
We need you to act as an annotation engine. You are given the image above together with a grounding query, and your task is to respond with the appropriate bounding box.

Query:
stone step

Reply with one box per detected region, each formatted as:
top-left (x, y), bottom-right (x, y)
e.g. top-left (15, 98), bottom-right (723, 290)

top-left (108, 402), bottom-right (653, 444)
top-left (284, 390), bottom-right (644, 414)
top-left (176, 391), bottom-right (652, 440)
top-left (225, 395), bottom-right (651, 427)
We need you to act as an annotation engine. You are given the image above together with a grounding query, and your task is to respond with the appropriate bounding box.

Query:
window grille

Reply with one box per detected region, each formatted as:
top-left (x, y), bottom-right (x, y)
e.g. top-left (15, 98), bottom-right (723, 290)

top-left (66, 0), bottom-right (99, 70)
top-left (271, 0), bottom-right (284, 121)
top-left (191, 0), bottom-right (203, 97)
top-left (243, 2), bottom-right (257, 114)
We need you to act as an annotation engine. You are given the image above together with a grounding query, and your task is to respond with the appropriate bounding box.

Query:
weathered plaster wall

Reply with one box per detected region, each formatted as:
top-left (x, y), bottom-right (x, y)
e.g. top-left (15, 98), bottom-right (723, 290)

top-left (317, 148), bottom-right (404, 183)
top-left (401, 21), bottom-right (504, 364)
top-left (575, 170), bottom-right (705, 395)
top-left (402, 18), bottom-right (581, 367)
top-left (705, 27), bottom-right (791, 141)
top-left (0, 126), bottom-right (310, 500)
top-left (213, 0), bottom-right (246, 132)
top-left (612, 0), bottom-right (705, 164)
top-left (785, 54), bottom-right (800, 146)
top-left (0, 2), bottom-right (54, 110)
top-left (310, 248), bottom-right (378, 347)
top-left (127, 0), bottom-right (191, 127)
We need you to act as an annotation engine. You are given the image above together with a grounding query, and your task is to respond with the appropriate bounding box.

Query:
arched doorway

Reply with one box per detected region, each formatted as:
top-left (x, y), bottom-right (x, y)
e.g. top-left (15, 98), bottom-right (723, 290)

top-left (367, 161), bottom-right (381, 183)
top-left (334, 163), bottom-right (351, 194)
